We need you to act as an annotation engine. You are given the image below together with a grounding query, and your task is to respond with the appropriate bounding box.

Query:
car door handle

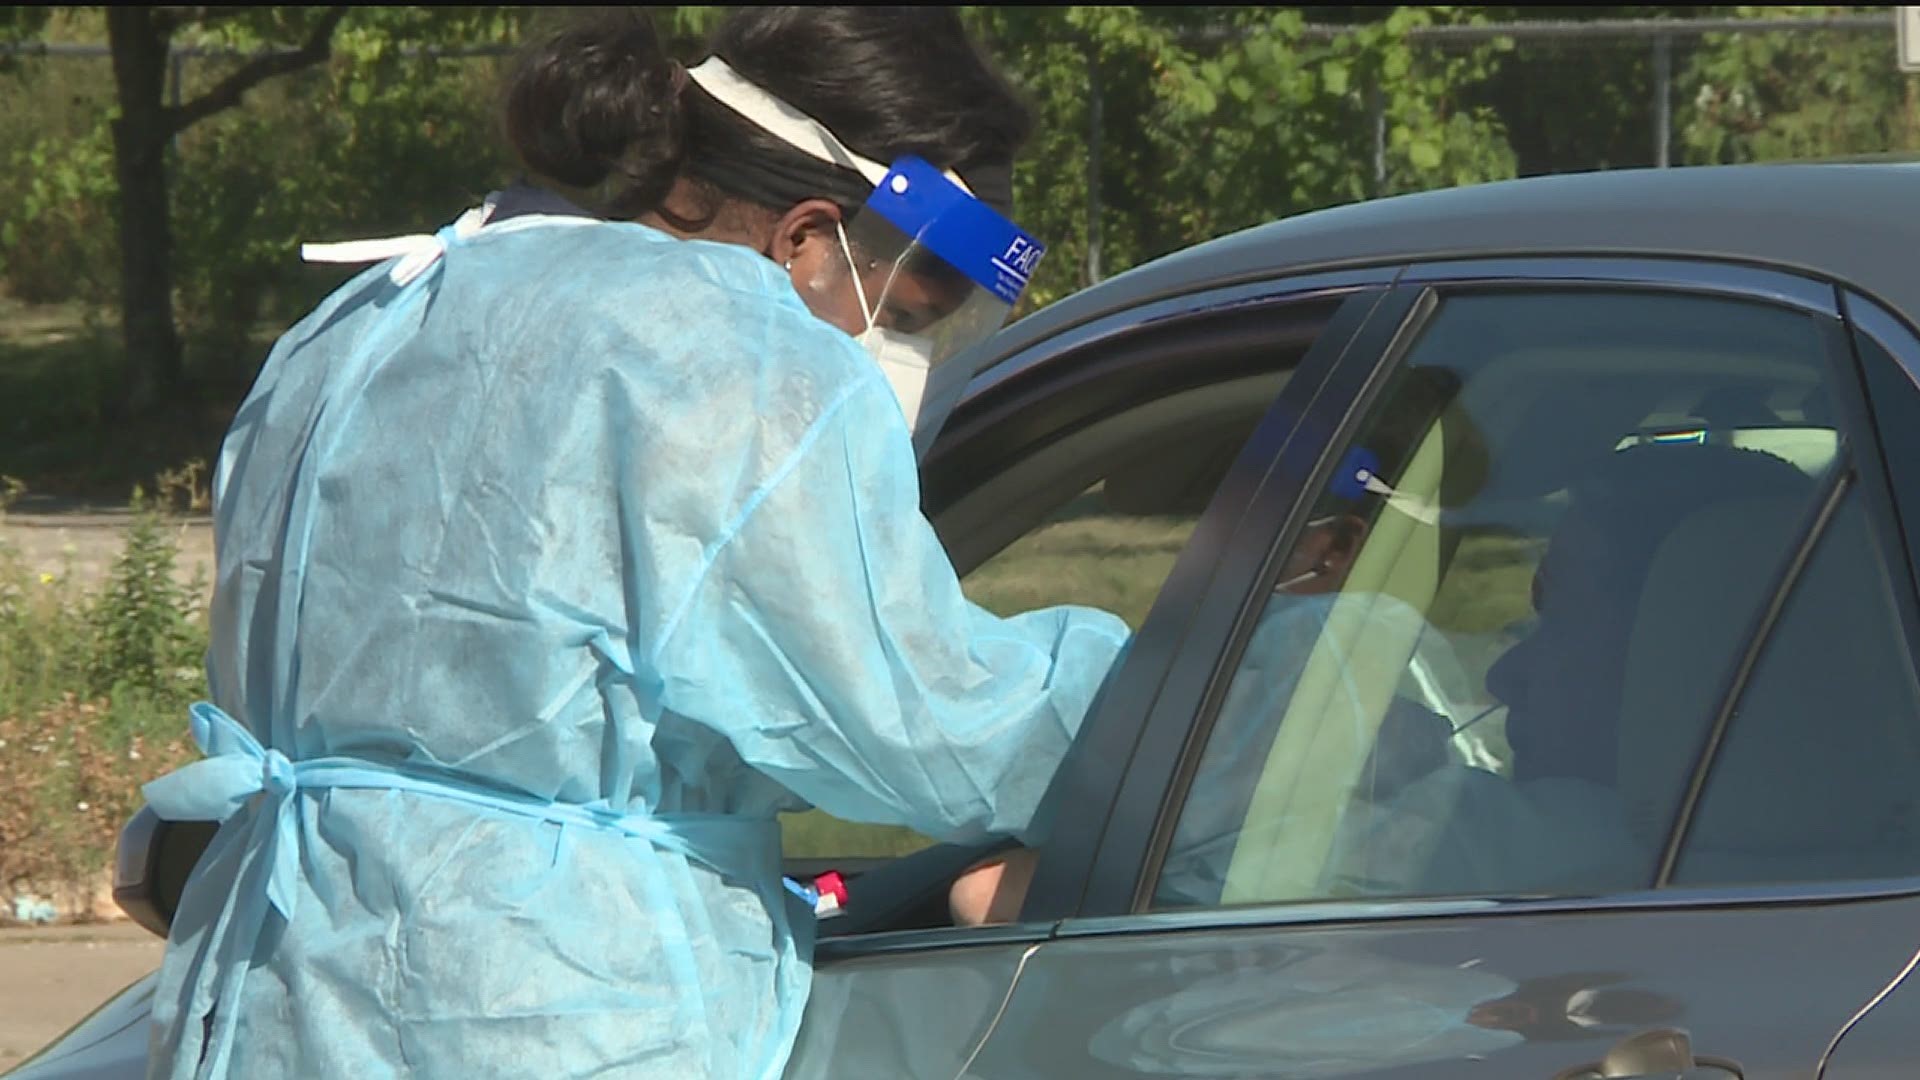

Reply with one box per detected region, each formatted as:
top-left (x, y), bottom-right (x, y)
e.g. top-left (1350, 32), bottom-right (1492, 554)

top-left (1552, 1027), bottom-right (1744, 1080)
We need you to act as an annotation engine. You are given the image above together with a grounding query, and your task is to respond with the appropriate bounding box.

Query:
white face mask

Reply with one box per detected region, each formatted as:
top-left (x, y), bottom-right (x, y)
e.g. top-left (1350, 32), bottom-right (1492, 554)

top-left (838, 225), bottom-right (970, 459)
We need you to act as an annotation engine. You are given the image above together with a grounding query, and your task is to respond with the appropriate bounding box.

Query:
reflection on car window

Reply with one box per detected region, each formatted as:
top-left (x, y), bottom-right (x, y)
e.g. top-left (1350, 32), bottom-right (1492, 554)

top-left (1153, 288), bottom-right (1898, 910)
top-left (965, 485), bottom-right (1199, 631)
top-left (1670, 497), bottom-right (1920, 885)
top-left (782, 378), bottom-right (1277, 859)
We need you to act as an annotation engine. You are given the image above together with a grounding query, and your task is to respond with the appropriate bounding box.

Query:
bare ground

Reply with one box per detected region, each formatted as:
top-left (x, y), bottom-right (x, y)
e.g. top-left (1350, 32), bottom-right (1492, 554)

top-left (0, 502), bottom-right (215, 594)
top-left (0, 923), bottom-right (162, 1072)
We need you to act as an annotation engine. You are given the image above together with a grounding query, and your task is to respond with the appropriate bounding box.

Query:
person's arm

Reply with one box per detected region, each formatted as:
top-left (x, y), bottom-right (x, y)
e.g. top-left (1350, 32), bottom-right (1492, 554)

top-left (644, 350), bottom-right (1131, 846)
top-left (950, 848), bottom-right (1039, 926)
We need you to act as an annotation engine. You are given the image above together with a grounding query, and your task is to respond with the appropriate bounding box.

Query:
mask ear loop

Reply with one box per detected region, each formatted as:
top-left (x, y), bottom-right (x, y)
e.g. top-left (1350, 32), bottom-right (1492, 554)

top-left (835, 222), bottom-right (878, 332)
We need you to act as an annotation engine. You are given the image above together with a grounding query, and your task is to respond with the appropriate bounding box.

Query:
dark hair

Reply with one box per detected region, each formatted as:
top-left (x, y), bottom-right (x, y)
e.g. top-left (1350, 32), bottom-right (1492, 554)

top-left (503, 9), bottom-right (686, 219)
top-left (502, 7), bottom-right (1031, 224)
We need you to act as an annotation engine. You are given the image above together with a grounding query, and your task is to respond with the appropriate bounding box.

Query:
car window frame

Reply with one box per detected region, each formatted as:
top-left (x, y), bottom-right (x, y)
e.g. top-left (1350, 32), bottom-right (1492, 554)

top-left (1069, 254), bottom-right (1920, 935)
top-left (1049, 282), bottom-right (1435, 922)
top-left (987, 275), bottom-right (1405, 927)
top-left (804, 270), bottom-right (1404, 962)
top-left (1840, 291), bottom-right (1920, 621)
top-left (1657, 305), bottom-right (1920, 887)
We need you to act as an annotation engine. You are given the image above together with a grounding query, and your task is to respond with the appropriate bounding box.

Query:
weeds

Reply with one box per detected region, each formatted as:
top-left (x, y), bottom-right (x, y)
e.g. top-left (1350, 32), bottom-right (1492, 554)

top-left (0, 474), bottom-right (207, 920)
top-left (83, 486), bottom-right (208, 701)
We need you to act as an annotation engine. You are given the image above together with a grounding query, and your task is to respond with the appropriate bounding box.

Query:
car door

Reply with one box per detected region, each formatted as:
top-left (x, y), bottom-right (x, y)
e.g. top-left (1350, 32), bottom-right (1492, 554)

top-left (780, 271), bottom-right (1400, 1080)
top-left (1801, 295), bottom-right (1920, 1080)
top-left (963, 259), bottom-right (1920, 1080)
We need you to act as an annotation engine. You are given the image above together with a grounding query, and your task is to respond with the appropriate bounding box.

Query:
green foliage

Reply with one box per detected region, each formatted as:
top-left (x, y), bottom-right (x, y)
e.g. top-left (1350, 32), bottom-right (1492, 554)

top-left (0, 6), bottom-right (52, 48)
top-left (163, 8), bottom-right (528, 348)
top-left (0, 476), bottom-right (94, 717)
top-left (1, 123), bottom-right (120, 304)
top-left (1679, 5), bottom-right (1920, 164)
top-left (968, 6), bottom-right (1515, 308)
top-left (0, 473), bottom-right (210, 718)
top-left (1, 6), bottom-right (534, 380)
top-left (0, 473), bottom-right (208, 912)
top-left (1463, 5), bottom-right (1741, 175)
top-left (5, 5), bottom-right (1919, 349)
top-left (83, 489), bottom-right (206, 701)
top-left (165, 43), bottom-right (517, 360)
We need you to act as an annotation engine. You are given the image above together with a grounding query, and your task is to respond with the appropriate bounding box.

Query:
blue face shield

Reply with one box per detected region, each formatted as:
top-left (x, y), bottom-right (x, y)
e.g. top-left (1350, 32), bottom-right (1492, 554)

top-left (838, 156), bottom-right (1046, 454)
top-left (685, 56), bottom-right (1047, 454)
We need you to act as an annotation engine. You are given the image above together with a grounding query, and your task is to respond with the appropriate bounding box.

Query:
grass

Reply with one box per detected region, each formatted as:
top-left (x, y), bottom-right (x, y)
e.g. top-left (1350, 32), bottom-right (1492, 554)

top-left (0, 482), bottom-right (206, 917)
top-left (0, 295), bottom-right (258, 503)
top-left (1429, 530), bottom-right (1544, 637)
top-left (964, 507), bottom-right (1197, 629)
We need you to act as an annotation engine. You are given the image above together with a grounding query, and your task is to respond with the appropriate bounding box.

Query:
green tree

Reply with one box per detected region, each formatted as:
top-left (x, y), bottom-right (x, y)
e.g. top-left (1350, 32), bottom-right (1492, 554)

top-left (968, 6), bottom-right (1514, 307)
top-left (6, 5), bottom-right (1521, 427)
top-left (18, 7), bottom-right (525, 418)
top-left (1680, 4), bottom-right (1920, 164)
top-left (1464, 5), bottom-right (1740, 175)
top-left (103, 7), bottom-right (348, 417)
top-left (0, 6), bottom-right (51, 54)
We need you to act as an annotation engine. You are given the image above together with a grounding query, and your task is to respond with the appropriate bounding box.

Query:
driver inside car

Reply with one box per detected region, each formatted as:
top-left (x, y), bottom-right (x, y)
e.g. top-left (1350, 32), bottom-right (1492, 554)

top-left (1321, 439), bottom-right (1819, 898)
top-left (950, 416), bottom-right (1822, 923)
top-left (949, 447), bottom-right (1470, 922)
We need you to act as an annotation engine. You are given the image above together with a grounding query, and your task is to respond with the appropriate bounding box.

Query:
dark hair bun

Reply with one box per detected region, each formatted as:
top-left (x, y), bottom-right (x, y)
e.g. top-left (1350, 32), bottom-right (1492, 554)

top-left (503, 9), bottom-right (684, 214)
top-left (706, 7), bottom-right (1032, 218)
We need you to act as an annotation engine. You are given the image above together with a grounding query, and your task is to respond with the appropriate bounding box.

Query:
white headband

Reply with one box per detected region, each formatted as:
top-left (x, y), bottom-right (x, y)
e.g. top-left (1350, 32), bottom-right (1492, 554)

top-left (685, 57), bottom-right (973, 196)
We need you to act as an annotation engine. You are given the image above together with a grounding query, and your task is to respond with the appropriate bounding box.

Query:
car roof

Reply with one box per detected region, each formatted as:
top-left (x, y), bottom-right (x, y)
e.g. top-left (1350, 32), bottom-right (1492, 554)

top-left (987, 163), bottom-right (1920, 364)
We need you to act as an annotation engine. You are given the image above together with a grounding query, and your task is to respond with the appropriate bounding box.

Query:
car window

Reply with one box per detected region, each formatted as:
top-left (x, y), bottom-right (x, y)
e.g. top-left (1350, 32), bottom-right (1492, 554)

top-left (1152, 288), bottom-right (1864, 910)
top-left (781, 336), bottom-right (1307, 860)
top-left (1664, 492), bottom-right (1920, 886)
top-left (1663, 331), bottom-right (1920, 887)
top-left (783, 478), bottom-right (1224, 860)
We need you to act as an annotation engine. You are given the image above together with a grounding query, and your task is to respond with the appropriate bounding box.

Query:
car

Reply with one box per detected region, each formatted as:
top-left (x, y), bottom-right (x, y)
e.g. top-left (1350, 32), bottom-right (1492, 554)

top-left (16, 161), bottom-right (1920, 1080)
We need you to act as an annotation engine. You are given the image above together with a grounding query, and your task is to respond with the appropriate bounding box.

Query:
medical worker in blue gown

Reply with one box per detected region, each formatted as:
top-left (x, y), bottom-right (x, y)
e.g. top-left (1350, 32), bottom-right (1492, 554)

top-left (136, 8), bottom-right (1131, 1079)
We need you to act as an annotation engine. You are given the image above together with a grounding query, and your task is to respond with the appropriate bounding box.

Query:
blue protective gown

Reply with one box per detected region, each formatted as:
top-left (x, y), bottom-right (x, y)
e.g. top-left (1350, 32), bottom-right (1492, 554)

top-left (141, 209), bottom-right (1131, 1079)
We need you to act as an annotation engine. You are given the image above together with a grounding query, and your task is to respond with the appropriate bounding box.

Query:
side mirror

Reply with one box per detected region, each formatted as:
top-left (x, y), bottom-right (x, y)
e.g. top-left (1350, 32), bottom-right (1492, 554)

top-left (111, 806), bottom-right (218, 938)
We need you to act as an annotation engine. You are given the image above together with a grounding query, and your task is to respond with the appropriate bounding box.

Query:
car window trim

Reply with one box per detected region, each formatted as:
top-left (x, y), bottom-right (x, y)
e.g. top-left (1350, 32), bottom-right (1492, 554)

top-left (1400, 255), bottom-right (1842, 316)
top-left (1005, 279), bottom-right (1404, 924)
top-left (1840, 291), bottom-right (1920, 616)
top-left (1053, 872), bottom-right (1920, 943)
top-left (1655, 461), bottom-right (1854, 885)
top-left (1848, 292), bottom-right (1920, 389)
top-left (811, 921), bottom-right (1055, 963)
top-left (1109, 259), bottom-right (1920, 927)
top-left (954, 269), bottom-right (1399, 412)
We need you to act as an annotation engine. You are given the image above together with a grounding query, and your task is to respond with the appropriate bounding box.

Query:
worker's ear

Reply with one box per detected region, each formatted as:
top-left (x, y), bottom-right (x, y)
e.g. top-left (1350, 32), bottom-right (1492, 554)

top-left (772, 198), bottom-right (871, 336)
top-left (766, 197), bottom-right (843, 271)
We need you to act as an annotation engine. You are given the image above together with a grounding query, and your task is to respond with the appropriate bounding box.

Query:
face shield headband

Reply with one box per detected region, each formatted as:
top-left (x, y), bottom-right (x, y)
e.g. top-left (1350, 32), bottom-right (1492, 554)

top-left (685, 59), bottom-right (1047, 459)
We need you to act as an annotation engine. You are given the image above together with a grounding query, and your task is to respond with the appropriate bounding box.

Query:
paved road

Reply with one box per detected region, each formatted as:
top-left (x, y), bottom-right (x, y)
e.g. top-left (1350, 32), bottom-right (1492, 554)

top-left (0, 924), bottom-right (161, 1072)
top-left (0, 502), bottom-right (214, 595)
